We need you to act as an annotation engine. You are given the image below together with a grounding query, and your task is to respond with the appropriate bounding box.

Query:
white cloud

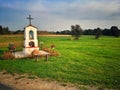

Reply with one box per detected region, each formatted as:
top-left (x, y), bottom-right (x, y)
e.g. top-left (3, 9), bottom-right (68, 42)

top-left (27, 0), bottom-right (120, 30)
top-left (47, 0), bottom-right (120, 20)
top-left (0, 0), bottom-right (120, 31)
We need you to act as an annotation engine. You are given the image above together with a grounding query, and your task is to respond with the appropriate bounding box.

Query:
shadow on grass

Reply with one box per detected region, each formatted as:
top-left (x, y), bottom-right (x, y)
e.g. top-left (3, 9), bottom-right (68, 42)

top-left (0, 83), bottom-right (13, 90)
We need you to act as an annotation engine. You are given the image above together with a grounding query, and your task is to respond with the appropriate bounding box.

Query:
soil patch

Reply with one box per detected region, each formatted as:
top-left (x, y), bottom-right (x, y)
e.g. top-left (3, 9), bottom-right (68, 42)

top-left (0, 71), bottom-right (79, 90)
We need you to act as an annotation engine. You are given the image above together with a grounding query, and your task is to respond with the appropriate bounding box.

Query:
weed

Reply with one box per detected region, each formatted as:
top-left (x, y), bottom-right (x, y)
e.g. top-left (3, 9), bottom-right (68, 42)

top-left (2, 52), bottom-right (15, 60)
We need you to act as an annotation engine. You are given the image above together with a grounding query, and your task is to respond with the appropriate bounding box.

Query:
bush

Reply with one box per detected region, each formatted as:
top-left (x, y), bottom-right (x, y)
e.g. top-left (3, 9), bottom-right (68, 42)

top-left (2, 52), bottom-right (15, 60)
top-left (42, 47), bottom-right (59, 56)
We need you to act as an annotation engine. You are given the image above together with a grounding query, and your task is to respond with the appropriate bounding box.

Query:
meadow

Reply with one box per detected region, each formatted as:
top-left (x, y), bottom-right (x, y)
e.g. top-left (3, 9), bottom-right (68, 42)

top-left (0, 35), bottom-right (120, 89)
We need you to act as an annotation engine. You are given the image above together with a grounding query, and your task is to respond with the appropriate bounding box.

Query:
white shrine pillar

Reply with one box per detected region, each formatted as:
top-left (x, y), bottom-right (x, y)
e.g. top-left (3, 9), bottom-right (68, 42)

top-left (23, 15), bottom-right (39, 55)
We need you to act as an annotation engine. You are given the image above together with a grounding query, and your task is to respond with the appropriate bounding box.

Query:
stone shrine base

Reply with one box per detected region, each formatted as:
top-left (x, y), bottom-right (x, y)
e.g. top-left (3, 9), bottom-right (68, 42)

top-left (14, 51), bottom-right (26, 58)
top-left (14, 50), bottom-right (50, 59)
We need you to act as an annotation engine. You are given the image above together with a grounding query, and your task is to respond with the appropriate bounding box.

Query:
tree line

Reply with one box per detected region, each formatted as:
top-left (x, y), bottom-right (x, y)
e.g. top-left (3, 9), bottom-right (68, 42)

top-left (0, 25), bottom-right (120, 39)
top-left (0, 25), bottom-right (24, 34)
top-left (84, 26), bottom-right (120, 37)
top-left (56, 26), bottom-right (120, 36)
top-left (56, 25), bottom-right (120, 39)
top-left (0, 25), bottom-right (11, 34)
top-left (0, 25), bottom-right (54, 35)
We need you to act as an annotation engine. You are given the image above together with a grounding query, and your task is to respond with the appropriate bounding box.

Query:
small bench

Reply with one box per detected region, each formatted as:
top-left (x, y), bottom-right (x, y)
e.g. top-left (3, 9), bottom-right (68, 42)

top-left (33, 50), bottom-right (50, 61)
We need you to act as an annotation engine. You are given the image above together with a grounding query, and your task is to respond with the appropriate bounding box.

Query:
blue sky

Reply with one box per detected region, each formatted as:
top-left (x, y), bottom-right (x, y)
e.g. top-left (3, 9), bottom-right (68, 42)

top-left (0, 0), bottom-right (120, 31)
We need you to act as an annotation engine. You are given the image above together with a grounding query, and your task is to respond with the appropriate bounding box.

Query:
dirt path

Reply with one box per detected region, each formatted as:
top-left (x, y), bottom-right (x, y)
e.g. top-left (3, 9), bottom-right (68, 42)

top-left (0, 71), bottom-right (79, 90)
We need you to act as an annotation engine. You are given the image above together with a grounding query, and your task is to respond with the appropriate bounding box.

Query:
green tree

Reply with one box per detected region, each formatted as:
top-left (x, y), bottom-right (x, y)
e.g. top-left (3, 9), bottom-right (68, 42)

top-left (71, 24), bottom-right (83, 40)
top-left (111, 26), bottom-right (120, 37)
top-left (93, 28), bottom-right (102, 39)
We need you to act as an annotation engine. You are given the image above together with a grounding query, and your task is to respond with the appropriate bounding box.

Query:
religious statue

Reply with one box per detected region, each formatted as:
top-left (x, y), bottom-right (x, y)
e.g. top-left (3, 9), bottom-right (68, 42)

top-left (29, 30), bottom-right (34, 39)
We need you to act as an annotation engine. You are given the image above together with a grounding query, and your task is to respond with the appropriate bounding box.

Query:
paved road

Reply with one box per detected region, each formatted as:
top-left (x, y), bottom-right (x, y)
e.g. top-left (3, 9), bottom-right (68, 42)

top-left (0, 83), bottom-right (13, 90)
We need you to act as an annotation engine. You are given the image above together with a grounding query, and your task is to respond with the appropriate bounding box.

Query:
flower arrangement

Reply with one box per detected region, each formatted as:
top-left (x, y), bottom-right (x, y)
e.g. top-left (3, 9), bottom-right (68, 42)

top-left (8, 43), bottom-right (16, 53)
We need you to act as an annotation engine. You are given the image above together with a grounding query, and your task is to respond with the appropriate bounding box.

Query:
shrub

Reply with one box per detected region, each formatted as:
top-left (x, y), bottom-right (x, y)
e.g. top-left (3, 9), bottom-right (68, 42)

top-left (42, 47), bottom-right (59, 56)
top-left (93, 28), bottom-right (102, 39)
top-left (2, 52), bottom-right (15, 60)
top-left (71, 24), bottom-right (83, 40)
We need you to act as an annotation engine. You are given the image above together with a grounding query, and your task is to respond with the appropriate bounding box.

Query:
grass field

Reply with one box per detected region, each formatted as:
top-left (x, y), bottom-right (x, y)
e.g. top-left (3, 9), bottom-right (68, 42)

top-left (0, 35), bottom-right (120, 89)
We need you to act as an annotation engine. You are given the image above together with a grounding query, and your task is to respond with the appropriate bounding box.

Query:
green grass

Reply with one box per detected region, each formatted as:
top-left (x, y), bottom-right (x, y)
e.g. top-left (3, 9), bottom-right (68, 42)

top-left (0, 35), bottom-right (120, 89)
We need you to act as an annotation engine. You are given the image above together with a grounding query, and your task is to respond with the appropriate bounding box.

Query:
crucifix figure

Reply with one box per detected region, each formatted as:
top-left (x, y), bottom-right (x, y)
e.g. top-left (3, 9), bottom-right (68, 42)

top-left (26, 15), bottom-right (34, 25)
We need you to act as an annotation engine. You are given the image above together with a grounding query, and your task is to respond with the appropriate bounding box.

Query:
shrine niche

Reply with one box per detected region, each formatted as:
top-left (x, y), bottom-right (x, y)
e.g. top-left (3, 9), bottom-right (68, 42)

top-left (29, 30), bottom-right (34, 40)
top-left (29, 41), bottom-right (34, 47)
